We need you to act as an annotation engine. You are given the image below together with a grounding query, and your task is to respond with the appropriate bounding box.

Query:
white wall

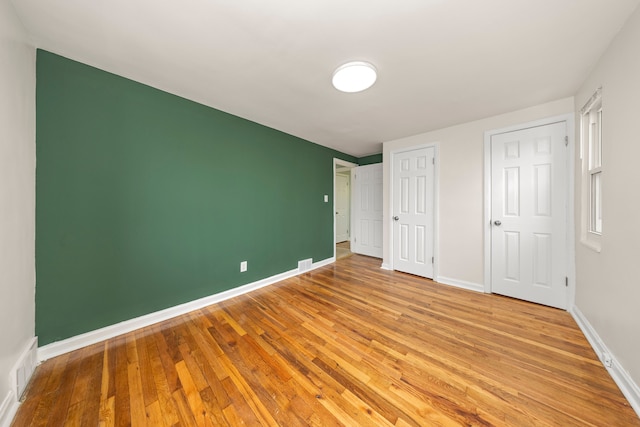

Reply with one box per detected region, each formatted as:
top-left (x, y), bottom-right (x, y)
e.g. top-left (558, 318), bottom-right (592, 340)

top-left (574, 4), bottom-right (640, 390)
top-left (382, 98), bottom-right (574, 288)
top-left (0, 0), bottom-right (36, 422)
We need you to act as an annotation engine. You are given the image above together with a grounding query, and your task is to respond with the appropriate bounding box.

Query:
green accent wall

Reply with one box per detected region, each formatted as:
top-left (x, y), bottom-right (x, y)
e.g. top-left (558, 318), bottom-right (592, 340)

top-left (36, 50), bottom-right (356, 345)
top-left (358, 153), bottom-right (382, 165)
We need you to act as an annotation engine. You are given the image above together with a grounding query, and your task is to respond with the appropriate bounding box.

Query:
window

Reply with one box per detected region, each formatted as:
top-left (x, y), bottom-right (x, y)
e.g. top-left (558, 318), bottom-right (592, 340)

top-left (588, 104), bottom-right (602, 233)
top-left (580, 88), bottom-right (602, 250)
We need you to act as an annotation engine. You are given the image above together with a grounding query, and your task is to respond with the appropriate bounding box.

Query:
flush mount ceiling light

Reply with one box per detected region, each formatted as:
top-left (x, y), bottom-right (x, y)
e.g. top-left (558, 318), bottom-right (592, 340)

top-left (332, 61), bottom-right (377, 93)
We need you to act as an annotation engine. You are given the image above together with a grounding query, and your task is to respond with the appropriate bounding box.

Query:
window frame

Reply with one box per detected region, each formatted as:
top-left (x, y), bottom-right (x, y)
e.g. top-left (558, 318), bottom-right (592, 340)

top-left (580, 88), bottom-right (603, 251)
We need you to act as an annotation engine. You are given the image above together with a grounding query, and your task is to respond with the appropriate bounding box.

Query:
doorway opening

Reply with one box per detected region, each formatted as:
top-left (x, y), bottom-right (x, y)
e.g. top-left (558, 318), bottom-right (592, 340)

top-left (334, 158), bottom-right (357, 260)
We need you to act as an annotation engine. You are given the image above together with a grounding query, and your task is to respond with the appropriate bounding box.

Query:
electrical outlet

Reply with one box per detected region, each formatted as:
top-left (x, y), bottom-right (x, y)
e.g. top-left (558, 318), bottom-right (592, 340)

top-left (603, 352), bottom-right (612, 368)
top-left (240, 261), bottom-right (247, 272)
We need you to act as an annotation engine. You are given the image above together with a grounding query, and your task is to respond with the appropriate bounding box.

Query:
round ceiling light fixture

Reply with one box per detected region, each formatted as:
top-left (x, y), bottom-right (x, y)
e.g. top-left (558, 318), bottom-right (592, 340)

top-left (332, 61), bottom-right (377, 93)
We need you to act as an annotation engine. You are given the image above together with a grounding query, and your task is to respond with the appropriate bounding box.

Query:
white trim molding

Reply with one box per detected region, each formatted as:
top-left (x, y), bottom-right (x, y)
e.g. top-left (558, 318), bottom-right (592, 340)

top-left (0, 391), bottom-right (18, 427)
top-left (580, 87), bottom-right (603, 115)
top-left (39, 257), bottom-right (335, 361)
top-left (436, 276), bottom-right (484, 293)
top-left (571, 306), bottom-right (640, 417)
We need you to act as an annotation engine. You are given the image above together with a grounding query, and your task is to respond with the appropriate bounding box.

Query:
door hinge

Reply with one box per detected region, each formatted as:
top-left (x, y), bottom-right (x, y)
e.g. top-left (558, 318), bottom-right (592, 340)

top-left (432, 157), bottom-right (435, 165)
top-left (565, 277), bottom-right (568, 287)
top-left (431, 256), bottom-right (434, 264)
top-left (564, 136), bottom-right (569, 146)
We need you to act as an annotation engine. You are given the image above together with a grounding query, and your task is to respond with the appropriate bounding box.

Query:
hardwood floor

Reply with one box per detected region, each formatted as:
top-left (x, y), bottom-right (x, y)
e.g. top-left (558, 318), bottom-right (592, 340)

top-left (13, 255), bottom-right (639, 426)
top-left (336, 241), bottom-right (352, 260)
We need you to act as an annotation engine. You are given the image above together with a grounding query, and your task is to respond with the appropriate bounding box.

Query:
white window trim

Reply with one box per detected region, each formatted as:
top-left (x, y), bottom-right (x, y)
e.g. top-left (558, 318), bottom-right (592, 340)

top-left (580, 88), bottom-right (602, 252)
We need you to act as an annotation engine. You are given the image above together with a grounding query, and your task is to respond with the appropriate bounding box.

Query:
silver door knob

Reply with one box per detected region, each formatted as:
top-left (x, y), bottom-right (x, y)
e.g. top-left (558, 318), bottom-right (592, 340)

top-left (494, 220), bottom-right (502, 226)
top-left (393, 216), bottom-right (399, 221)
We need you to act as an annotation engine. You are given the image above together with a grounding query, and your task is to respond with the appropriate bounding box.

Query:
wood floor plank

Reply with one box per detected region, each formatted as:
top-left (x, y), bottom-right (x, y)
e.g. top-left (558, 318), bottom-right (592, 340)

top-left (98, 396), bottom-right (115, 427)
top-left (113, 336), bottom-right (131, 427)
top-left (199, 387), bottom-right (230, 427)
top-left (146, 329), bottom-right (181, 426)
top-left (41, 351), bottom-right (82, 427)
top-left (177, 342), bottom-right (209, 393)
top-left (27, 352), bottom-right (75, 427)
top-left (219, 376), bottom-right (261, 426)
top-left (125, 334), bottom-right (147, 427)
top-left (174, 360), bottom-right (212, 427)
top-left (96, 340), bottom-right (117, 427)
top-left (216, 355), bottom-right (279, 427)
top-left (62, 402), bottom-right (83, 427)
top-left (144, 400), bottom-right (164, 427)
top-left (76, 344), bottom-right (104, 426)
top-left (152, 324), bottom-right (182, 395)
top-left (9, 362), bottom-right (55, 427)
top-left (135, 330), bottom-right (159, 409)
top-left (172, 388), bottom-right (198, 427)
top-left (12, 254), bottom-right (640, 426)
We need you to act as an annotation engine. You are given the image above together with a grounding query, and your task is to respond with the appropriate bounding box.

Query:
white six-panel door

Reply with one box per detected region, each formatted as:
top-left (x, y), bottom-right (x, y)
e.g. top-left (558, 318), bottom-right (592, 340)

top-left (351, 164), bottom-right (383, 258)
top-left (490, 121), bottom-right (567, 309)
top-left (393, 147), bottom-right (435, 278)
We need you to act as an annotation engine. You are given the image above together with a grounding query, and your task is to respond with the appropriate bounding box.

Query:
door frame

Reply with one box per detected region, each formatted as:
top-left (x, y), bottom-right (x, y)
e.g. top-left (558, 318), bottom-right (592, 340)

top-left (483, 113), bottom-right (575, 307)
top-left (334, 158), bottom-right (358, 259)
top-left (388, 143), bottom-right (440, 278)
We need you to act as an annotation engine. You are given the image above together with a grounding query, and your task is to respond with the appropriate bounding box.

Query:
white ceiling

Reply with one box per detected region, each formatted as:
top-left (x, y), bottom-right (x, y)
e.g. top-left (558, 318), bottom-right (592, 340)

top-left (12, 0), bottom-right (639, 157)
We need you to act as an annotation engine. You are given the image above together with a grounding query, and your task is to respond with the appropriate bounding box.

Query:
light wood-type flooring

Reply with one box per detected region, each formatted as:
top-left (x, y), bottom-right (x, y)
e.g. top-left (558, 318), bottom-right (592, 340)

top-left (12, 255), bottom-right (640, 426)
top-left (336, 241), bottom-right (352, 260)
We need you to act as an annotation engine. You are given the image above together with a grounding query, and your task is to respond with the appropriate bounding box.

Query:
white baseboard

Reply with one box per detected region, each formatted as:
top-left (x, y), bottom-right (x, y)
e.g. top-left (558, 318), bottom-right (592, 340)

top-left (571, 306), bottom-right (640, 418)
top-left (312, 257), bottom-right (335, 269)
top-left (0, 391), bottom-right (18, 427)
top-left (39, 257), bottom-right (333, 361)
top-left (435, 276), bottom-right (484, 293)
top-left (380, 263), bottom-right (391, 270)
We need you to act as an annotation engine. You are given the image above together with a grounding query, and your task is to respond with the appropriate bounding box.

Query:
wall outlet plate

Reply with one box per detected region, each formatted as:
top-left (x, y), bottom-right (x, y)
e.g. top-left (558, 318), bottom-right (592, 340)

top-left (240, 261), bottom-right (247, 272)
